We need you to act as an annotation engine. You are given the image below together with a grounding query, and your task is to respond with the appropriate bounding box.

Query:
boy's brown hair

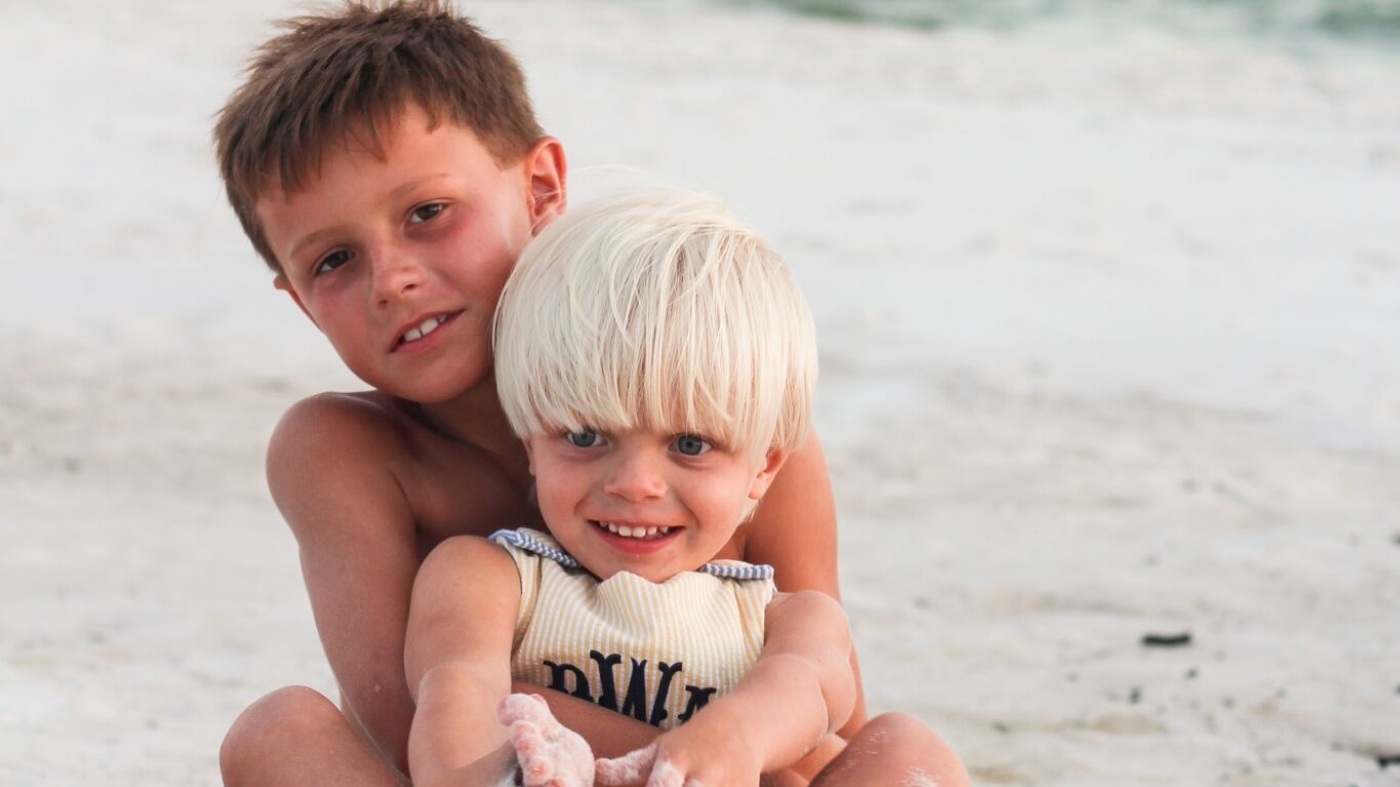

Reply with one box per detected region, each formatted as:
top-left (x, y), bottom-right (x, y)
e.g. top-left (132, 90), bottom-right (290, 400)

top-left (215, 0), bottom-right (545, 273)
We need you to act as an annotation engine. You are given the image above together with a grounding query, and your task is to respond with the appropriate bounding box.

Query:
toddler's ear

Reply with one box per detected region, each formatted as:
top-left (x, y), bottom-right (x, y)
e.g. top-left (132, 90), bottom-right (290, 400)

top-left (747, 449), bottom-right (790, 502)
top-left (522, 438), bottom-right (537, 476)
top-left (274, 275), bottom-right (319, 329)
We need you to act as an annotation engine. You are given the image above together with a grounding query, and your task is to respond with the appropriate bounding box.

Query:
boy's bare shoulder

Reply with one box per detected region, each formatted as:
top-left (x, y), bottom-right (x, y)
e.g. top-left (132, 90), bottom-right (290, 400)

top-left (264, 392), bottom-right (419, 536)
top-left (266, 391), bottom-right (539, 544)
top-left (266, 391), bottom-right (421, 476)
top-left (271, 390), bottom-right (410, 445)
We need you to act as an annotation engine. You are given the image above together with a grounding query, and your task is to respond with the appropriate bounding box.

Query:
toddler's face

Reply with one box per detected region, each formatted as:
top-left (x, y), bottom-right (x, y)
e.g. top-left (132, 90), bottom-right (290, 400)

top-left (524, 426), bottom-right (786, 583)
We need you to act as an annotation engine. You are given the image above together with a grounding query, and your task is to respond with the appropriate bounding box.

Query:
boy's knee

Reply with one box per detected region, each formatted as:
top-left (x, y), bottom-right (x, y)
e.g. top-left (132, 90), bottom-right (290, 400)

top-left (857, 713), bottom-right (969, 787)
top-left (864, 711), bottom-right (936, 747)
top-left (220, 686), bottom-right (340, 782)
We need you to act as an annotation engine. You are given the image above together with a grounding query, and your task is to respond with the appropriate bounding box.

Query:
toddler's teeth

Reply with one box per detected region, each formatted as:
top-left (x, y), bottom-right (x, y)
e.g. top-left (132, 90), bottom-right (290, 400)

top-left (600, 522), bottom-right (670, 539)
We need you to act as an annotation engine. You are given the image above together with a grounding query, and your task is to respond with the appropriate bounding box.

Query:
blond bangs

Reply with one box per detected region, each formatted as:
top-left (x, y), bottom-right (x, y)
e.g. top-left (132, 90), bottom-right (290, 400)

top-left (495, 185), bottom-right (816, 454)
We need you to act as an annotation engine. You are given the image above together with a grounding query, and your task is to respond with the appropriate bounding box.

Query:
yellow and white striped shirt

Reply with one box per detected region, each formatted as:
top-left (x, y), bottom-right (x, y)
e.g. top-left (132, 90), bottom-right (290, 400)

top-left (490, 527), bottom-right (775, 729)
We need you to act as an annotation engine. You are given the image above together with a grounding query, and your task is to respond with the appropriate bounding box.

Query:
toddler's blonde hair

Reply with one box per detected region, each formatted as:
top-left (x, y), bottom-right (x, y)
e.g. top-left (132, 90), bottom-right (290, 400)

top-left (494, 184), bottom-right (816, 455)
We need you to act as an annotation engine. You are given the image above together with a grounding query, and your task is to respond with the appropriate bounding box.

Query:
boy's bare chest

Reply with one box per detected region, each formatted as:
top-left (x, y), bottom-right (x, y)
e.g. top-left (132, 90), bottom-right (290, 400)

top-left (401, 431), bottom-right (542, 547)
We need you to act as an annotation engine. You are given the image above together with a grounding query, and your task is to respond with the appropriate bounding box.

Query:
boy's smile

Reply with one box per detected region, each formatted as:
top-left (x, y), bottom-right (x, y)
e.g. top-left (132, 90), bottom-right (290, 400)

top-left (396, 313), bottom-right (451, 347)
top-left (254, 104), bottom-right (564, 406)
top-left (526, 428), bottom-right (787, 583)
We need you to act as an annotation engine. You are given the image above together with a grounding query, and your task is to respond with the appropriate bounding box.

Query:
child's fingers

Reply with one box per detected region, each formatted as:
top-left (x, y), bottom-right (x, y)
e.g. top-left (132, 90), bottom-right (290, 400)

top-left (496, 692), bottom-right (596, 787)
top-left (509, 721), bottom-right (557, 785)
top-left (595, 742), bottom-right (659, 786)
top-left (497, 692), bottom-right (552, 726)
top-left (643, 758), bottom-right (690, 787)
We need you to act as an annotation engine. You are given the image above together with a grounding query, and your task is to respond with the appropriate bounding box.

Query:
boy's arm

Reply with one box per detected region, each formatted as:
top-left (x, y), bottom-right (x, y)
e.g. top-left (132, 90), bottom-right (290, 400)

top-left (270, 394), bottom-right (667, 767)
top-left (599, 590), bottom-right (855, 786)
top-left (404, 536), bottom-right (521, 787)
top-left (266, 394), bottom-right (425, 770)
top-left (742, 430), bottom-right (869, 735)
top-left (745, 432), bottom-right (841, 596)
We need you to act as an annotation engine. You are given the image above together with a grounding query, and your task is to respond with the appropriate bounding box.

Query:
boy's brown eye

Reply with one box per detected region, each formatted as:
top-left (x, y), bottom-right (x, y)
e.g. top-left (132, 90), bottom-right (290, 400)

top-left (409, 203), bottom-right (444, 224)
top-left (314, 250), bottom-right (351, 275)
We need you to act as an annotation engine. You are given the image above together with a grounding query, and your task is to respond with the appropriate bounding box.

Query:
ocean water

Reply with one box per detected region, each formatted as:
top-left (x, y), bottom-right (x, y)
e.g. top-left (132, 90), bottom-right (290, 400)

top-left (705, 0), bottom-right (1400, 49)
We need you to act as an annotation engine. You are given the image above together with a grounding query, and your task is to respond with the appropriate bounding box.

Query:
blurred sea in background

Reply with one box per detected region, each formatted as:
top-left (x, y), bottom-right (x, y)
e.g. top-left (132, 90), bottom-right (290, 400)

top-left (703, 0), bottom-right (1400, 51)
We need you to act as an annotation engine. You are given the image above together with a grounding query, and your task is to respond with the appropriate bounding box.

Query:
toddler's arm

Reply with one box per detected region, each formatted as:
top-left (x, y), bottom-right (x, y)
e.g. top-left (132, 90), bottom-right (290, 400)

top-left (404, 536), bottom-right (526, 787)
top-left (596, 589), bottom-right (856, 786)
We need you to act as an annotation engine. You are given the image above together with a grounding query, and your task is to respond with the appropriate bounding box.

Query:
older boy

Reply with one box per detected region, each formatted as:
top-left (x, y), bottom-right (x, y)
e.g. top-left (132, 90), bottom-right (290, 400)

top-left (214, 2), bottom-right (962, 785)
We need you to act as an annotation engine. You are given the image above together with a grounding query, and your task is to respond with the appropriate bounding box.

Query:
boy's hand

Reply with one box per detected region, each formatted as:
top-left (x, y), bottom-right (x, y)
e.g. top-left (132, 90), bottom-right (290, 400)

top-left (594, 718), bottom-right (762, 787)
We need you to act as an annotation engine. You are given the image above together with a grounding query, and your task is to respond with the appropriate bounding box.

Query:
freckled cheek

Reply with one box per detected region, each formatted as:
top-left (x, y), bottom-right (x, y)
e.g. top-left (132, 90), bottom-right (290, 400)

top-left (439, 226), bottom-right (516, 295)
top-left (313, 297), bottom-right (362, 337)
top-left (305, 303), bottom-right (374, 365)
top-left (492, 199), bottom-right (538, 265)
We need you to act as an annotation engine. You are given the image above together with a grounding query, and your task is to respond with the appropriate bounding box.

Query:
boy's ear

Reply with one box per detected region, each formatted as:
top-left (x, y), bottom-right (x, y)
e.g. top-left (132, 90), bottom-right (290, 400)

top-left (747, 449), bottom-right (791, 502)
top-left (274, 274), bottom-right (319, 330)
top-left (523, 136), bottom-right (567, 235)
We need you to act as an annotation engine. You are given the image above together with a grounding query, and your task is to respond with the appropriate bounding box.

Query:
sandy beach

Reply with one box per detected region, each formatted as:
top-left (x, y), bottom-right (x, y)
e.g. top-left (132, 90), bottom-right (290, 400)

top-left (3, 1), bottom-right (1399, 785)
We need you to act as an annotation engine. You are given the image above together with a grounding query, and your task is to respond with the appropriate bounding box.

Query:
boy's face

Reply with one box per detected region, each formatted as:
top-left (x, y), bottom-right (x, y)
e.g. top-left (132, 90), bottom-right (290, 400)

top-left (524, 427), bottom-right (787, 583)
top-left (256, 105), bottom-right (565, 404)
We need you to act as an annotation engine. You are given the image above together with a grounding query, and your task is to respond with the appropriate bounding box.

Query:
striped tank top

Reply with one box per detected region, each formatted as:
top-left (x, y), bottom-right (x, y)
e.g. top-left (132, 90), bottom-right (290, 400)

top-left (489, 527), bottom-right (776, 730)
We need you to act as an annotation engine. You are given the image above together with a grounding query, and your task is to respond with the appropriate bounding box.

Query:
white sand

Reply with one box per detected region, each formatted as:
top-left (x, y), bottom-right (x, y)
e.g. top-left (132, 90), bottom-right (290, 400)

top-left (3, 2), bottom-right (1398, 785)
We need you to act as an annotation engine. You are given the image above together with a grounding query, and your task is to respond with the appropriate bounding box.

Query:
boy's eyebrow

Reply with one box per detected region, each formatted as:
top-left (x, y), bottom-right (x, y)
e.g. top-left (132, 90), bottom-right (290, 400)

top-left (388, 173), bottom-right (453, 202)
top-left (289, 226), bottom-right (343, 263)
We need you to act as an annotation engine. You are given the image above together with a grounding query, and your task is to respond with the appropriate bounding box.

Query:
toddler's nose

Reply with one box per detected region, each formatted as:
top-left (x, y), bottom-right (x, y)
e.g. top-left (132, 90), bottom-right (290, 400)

top-left (603, 451), bottom-right (665, 502)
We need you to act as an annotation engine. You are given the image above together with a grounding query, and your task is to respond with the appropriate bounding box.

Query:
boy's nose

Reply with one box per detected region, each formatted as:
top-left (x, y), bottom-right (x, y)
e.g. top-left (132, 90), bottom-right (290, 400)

top-left (602, 451), bottom-right (666, 502)
top-left (371, 253), bottom-right (424, 306)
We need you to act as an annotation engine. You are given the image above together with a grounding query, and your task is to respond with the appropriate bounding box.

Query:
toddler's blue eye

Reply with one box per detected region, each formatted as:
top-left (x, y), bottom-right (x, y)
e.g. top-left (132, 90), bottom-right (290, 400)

top-left (674, 434), bottom-right (710, 456)
top-left (566, 429), bottom-right (602, 448)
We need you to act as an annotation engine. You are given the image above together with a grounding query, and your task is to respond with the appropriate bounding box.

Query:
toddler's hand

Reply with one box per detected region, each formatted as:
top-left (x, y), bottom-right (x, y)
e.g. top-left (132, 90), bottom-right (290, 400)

top-left (497, 693), bottom-right (595, 787)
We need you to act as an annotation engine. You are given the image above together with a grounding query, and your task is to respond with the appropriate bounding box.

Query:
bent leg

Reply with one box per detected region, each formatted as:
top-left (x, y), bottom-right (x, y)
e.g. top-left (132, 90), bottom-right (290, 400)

top-left (220, 685), bottom-right (408, 787)
top-left (809, 712), bottom-right (969, 787)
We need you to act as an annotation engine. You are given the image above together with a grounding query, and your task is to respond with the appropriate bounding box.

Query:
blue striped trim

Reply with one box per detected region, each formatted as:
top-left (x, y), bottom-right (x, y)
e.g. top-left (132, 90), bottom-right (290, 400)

top-left (489, 527), bottom-right (773, 581)
top-left (699, 562), bottom-right (775, 581)
top-left (489, 528), bottom-right (581, 569)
